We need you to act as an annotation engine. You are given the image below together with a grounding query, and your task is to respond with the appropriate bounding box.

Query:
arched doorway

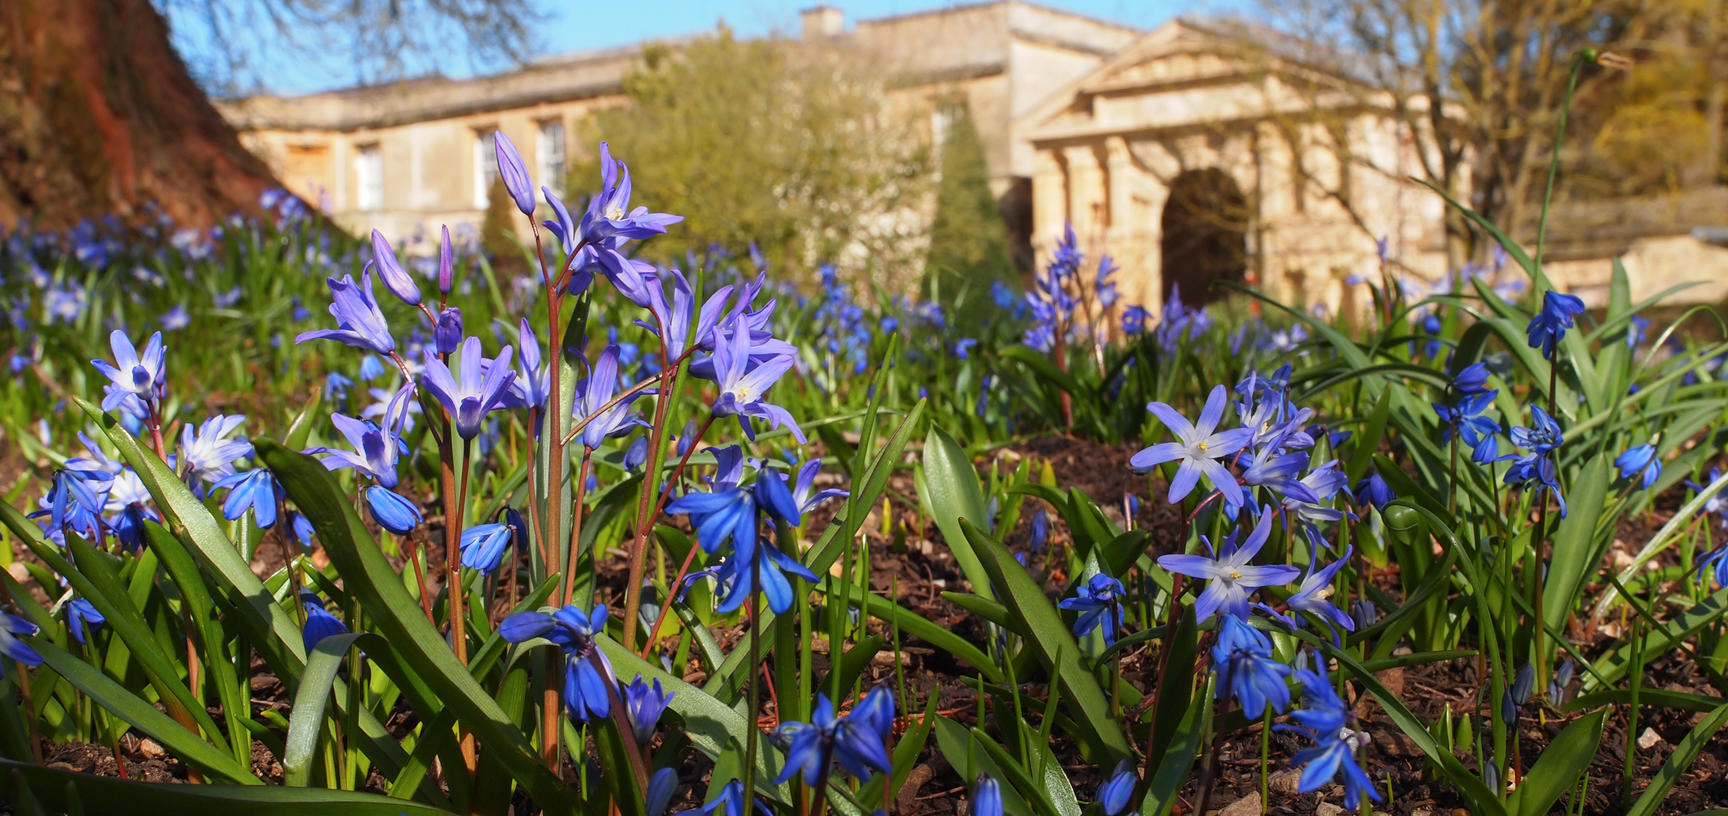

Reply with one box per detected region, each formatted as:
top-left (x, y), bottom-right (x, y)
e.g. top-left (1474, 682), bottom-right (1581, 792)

top-left (1159, 168), bottom-right (1249, 307)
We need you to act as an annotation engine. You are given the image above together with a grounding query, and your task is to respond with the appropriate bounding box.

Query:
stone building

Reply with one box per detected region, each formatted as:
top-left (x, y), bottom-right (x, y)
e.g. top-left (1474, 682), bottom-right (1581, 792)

top-left (218, 2), bottom-right (1140, 249)
top-left (1020, 16), bottom-right (1457, 317)
top-left (221, 3), bottom-right (1728, 311)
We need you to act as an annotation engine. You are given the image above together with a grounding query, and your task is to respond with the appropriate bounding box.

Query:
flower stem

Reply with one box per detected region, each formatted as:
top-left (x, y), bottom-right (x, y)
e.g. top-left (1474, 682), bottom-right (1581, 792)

top-left (561, 450), bottom-right (592, 607)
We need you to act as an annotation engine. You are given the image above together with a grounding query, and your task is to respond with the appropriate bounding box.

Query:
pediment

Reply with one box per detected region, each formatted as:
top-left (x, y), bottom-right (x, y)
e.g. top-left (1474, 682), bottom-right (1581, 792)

top-left (1019, 16), bottom-right (1373, 142)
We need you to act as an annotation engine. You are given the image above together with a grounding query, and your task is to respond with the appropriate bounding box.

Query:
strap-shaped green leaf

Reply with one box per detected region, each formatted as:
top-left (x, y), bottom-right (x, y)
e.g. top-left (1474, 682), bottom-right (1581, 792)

top-left (0, 757), bottom-right (453, 814)
top-left (258, 439), bottom-right (575, 811)
top-left (33, 642), bottom-right (258, 784)
top-left (963, 519), bottom-right (1131, 759)
top-left (284, 632), bottom-right (369, 787)
top-left (1509, 709), bottom-right (1606, 816)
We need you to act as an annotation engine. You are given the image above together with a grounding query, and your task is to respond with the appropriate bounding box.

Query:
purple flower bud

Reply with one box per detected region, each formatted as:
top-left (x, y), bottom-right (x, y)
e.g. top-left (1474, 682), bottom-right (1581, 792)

top-left (438, 224), bottom-right (455, 294)
top-left (369, 230), bottom-right (422, 306)
top-left (493, 130), bottom-right (536, 217)
top-left (434, 307), bottom-right (463, 355)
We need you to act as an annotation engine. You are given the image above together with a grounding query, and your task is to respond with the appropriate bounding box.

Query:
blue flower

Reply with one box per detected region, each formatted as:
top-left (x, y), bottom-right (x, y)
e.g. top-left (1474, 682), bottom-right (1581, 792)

top-left (459, 522), bottom-right (514, 574)
top-left (1122, 305), bottom-right (1149, 335)
top-left (434, 307), bottom-right (463, 356)
top-left (369, 229), bottom-right (422, 306)
top-left (1058, 573), bottom-right (1126, 646)
top-left (1286, 661), bottom-right (1380, 810)
top-left (311, 388), bottom-right (412, 488)
top-left (576, 345), bottom-right (647, 449)
top-left (507, 318), bottom-right (550, 411)
top-left (178, 415), bottom-right (252, 494)
top-left (1615, 444), bottom-right (1660, 489)
top-left (1132, 385), bottom-right (1254, 506)
top-left (1451, 361), bottom-right (1492, 395)
top-left (1212, 615), bottom-right (1291, 716)
top-left (420, 336), bottom-right (516, 440)
top-left (214, 468), bottom-right (280, 529)
top-left (1627, 315), bottom-right (1650, 349)
top-left (708, 319), bottom-right (805, 444)
top-left (624, 676), bottom-right (674, 744)
top-left (301, 593), bottom-right (350, 654)
top-left (1, 612), bottom-right (44, 672)
top-left (666, 447), bottom-right (755, 558)
top-left (1282, 546), bottom-right (1354, 641)
top-left (687, 779), bottom-right (765, 816)
top-left (438, 224), bottom-right (456, 293)
top-left (296, 272), bottom-right (397, 356)
top-left (491, 130), bottom-right (536, 217)
top-left (1505, 405), bottom-right (1566, 516)
top-left (160, 306), bottom-right (190, 331)
top-left (1096, 761), bottom-right (1136, 816)
top-left (364, 485), bottom-right (422, 535)
top-left (773, 688), bottom-right (894, 786)
top-left (1157, 506), bottom-right (1299, 623)
top-left (1028, 507), bottom-right (1049, 554)
top-left (91, 330), bottom-right (165, 415)
top-left (1526, 291), bottom-right (1586, 359)
top-left (65, 599), bottom-right (105, 646)
top-left (499, 604), bottom-right (616, 721)
top-left (972, 775), bottom-right (1003, 816)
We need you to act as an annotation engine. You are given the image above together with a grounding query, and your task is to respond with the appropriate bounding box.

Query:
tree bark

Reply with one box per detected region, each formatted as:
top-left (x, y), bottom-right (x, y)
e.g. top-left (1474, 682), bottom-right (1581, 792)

top-left (0, 0), bottom-right (278, 230)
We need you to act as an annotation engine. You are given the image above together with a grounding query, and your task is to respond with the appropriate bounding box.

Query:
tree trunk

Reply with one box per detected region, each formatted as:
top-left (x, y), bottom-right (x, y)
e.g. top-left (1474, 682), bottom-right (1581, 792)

top-left (0, 0), bottom-right (278, 230)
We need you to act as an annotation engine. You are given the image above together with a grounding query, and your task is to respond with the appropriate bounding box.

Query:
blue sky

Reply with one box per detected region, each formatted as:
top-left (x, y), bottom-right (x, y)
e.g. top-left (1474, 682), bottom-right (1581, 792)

top-left (184, 0), bottom-right (1236, 96)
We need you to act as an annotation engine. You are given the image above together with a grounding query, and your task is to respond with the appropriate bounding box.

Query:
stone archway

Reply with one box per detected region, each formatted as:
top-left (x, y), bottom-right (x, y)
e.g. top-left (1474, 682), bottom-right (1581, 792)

top-left (1159, 167), bottom-right (1249, 307)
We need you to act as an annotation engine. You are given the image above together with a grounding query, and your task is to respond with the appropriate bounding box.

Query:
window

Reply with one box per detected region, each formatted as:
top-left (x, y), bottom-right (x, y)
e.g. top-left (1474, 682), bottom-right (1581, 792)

top-left (474, 130), bottom-right (499, 209)
top-left (355, 144), bottom-right (382, 212)
top-left (537, 119), bottom-right (566, 198)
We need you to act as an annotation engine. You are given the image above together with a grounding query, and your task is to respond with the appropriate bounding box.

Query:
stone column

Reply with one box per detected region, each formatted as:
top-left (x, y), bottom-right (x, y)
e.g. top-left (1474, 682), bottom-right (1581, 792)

top-left (1064, 144), bottom-right (1104, 239)
top-left (1031, 147), bottom-right (1067, 263)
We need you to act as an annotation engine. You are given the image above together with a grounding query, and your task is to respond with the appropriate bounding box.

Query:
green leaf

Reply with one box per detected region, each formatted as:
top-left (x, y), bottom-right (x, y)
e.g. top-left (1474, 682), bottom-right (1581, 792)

top-left (0, 757), bottom-right (453, 814)
top-left (597, 640), bottom-right (791, 804)
top-left (916, 426), bottom-right (993, 599)
top-left (1543, 457), bottom-right (1610, 635)
top-left (1625, 703), bottom-right (1728, 816)
top-left (259, 440), bottom-right (574, 810)
top-left (284, 632), bottom-right (367, 787)
top-left (33, 642), bottom-right (258, 784)
top-left (963, 519), bottom-right (1131, 759)
top-left (1510, 709), bottom-right (1605, 816)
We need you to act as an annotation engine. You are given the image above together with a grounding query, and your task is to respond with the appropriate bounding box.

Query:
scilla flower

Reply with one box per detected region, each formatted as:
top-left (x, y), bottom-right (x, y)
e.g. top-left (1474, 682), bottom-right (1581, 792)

top-left (420, 336), bottom-right (516, 440)
top-left (459, 522), bottom-right (514, 574)
top-left (364, 485), bottom-right (422, 535)
top-left (1157, 506), bottom-right (1298, 623)
top-left (499, 604), bottom-right (616, 721)
top-left (1059, 573), bottom-right (1126, 647)
top-left (214, 468), bottom-right (280, 529)
top-left (91, 330), bottom-right (165, 415)
top-left (491, 130), bottom-right (536, 217)
top-left (1526, 291), bottom-right (1586, 359)
top-left (65, 599), bottom-right (105, 646)
top-left (301, 592), bottom-right (350, 654)
top-left (1, 612), bottom-right (44, 675)
top-left (1614, 444), bottom-right (1660, 490)
top-left (623, 676), bottom-right (674, 744)
top-left (1131, 384), bottom-right (1254, 506)
top-left (1096, 761), bottom-right (1137, 816)
top-left (1212, 615), bottom-right (1291, 716)
top-left (369, 229), bottom-right (422, 306)
top-left (297, 272), bottom-right (397, 356)
top-left (1286, 660), bottom-right (1380, 810)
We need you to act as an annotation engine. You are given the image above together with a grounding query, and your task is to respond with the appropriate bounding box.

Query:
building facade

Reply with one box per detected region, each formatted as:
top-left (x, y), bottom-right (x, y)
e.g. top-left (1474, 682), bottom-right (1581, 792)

top-left (218, 2), bottom-right (1140, 249)
top-left (221, 4), bottom-right (1728, 311)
